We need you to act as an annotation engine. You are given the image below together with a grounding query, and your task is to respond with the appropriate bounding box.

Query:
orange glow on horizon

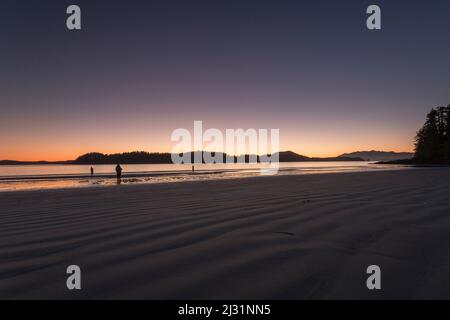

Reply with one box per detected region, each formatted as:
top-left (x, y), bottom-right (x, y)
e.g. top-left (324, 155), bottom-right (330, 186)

top-left (1, 118), bottom-right (416, 161)
top-left (1, 144), bottom-right (415, 162)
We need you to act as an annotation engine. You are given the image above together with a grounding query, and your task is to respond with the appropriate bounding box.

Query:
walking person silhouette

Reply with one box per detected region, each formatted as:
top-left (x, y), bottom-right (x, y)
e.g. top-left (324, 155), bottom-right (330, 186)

top-left (115, 164), bottom-right (123, 184)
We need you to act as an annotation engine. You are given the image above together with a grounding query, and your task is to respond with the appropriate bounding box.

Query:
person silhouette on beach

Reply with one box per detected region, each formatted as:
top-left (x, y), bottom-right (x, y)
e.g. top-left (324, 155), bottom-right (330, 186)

top-left (115, 164), bottom-right (123, 184)
top-left (90, 166), bottom-right (94, 177)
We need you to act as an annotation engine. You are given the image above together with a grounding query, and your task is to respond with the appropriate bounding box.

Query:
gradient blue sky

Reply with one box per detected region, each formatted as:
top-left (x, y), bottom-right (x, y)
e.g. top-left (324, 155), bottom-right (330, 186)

top-left (1, 0), bottom-right (449, 160)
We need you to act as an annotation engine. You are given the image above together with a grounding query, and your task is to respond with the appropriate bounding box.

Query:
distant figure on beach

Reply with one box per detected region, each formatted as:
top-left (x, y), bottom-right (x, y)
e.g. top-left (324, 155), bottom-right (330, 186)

top-left (115, 164), bottom-right (122, 184)
top-left (90, 166), bottom-right (94, 176)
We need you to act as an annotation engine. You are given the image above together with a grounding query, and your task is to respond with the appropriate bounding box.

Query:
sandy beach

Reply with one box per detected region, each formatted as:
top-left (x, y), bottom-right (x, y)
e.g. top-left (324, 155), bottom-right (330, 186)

top-left (1, 168), bottom-right (450, 299)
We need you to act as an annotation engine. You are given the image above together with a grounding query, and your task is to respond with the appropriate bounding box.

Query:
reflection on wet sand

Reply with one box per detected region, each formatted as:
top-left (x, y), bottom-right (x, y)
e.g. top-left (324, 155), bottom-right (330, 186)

top-left (0, 164), bottom-right (413, 192)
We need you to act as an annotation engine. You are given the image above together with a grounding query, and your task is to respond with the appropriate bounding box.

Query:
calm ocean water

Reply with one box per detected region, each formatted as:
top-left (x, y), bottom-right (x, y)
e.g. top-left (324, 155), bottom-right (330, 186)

top-left (0, 162), bottom-right (410, 191)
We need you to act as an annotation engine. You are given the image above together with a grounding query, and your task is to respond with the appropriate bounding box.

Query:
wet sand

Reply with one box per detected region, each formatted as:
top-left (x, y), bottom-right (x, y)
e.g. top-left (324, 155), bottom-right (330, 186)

top-left (1, 169), bottom-right (450, 299)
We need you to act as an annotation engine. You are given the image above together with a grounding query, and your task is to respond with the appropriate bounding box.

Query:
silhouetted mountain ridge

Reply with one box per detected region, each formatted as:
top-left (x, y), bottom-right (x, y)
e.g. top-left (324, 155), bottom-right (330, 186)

top-left (72, 151), bottom-right (364, 164)
top-left (339, 151), bottom-right (414, 162)
top-left (0, 151), bottom-right (364, 165)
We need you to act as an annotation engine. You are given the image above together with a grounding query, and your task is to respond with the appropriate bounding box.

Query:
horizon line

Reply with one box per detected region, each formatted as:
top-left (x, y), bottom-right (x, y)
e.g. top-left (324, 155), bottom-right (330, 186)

top-left (0, 149), bottom-right (415, 163)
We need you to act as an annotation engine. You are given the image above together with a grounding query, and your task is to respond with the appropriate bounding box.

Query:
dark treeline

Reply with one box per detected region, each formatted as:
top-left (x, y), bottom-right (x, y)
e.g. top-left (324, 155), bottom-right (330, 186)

top-left (70, 151), bottom-right (362, 165)
top-left (415, 105), bottom-right (450, 164)
top-left (73, 151), bottom-right (173, 164)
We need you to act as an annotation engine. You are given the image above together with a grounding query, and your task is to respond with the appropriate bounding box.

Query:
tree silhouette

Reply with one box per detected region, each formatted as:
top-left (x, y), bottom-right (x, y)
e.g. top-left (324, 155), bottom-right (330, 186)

top-left (415, 105), bottom-right (450, 164)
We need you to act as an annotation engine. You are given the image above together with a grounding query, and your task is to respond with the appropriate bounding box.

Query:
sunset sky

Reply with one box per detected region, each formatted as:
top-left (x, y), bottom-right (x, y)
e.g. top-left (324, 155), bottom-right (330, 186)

top-left (1, 0), bottom-right (450, 161)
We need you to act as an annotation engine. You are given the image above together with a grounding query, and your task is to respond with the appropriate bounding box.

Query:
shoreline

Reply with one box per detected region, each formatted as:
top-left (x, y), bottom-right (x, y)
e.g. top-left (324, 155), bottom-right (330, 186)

top-left (0, 169), bottom-right (236, 181)
top-left (0, 164), bottom-right (417, 193)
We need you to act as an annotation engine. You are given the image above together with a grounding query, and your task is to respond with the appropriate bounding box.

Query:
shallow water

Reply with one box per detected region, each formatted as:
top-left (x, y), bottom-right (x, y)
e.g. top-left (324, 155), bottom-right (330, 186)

top-left (0, 162), bottom-right (412, 191)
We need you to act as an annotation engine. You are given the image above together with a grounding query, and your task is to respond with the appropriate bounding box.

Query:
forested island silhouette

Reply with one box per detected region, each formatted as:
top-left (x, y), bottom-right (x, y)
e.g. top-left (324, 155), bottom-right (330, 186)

top-left (0, 151), bottom-right (364, 165)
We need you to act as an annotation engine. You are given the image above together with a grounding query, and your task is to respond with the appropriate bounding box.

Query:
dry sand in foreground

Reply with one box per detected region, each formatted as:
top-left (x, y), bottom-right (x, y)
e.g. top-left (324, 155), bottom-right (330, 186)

top-left (1, 169), bottom-right (450, 299)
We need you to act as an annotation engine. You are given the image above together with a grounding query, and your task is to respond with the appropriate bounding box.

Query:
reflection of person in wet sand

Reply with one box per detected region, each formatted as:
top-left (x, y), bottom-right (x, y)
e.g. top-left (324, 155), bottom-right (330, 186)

top-left (115, 164), bottom-right (122, 184)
